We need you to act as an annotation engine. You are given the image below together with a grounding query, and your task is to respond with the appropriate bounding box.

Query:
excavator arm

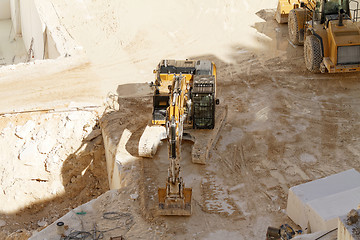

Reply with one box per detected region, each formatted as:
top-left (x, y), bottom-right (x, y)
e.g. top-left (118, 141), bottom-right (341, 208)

top-left (158, 74), bottom-right (192, 216)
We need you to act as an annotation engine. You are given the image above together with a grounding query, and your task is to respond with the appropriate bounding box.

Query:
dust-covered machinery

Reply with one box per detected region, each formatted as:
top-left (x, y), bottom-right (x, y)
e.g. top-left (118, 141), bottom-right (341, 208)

top-left (152, 59), bottom-right (217, 129)
top-left (275, 0), bottom-right (316, 23)
top-left (148, 59), bottom-right (218, 215)
top-left (277, 0), bottom-right (360, 73)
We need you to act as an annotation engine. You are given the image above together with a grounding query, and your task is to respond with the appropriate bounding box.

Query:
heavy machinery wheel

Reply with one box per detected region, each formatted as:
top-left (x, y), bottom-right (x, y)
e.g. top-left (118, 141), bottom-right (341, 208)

top-left (304, 35), bottom-right (322, 73)
top-left (288, 10), bottom-right (303, 45)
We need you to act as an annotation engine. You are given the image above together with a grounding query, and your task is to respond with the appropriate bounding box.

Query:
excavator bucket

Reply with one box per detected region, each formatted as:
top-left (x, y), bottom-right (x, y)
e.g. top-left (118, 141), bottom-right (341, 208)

top-left (158, 187), bottom-right (192, 216)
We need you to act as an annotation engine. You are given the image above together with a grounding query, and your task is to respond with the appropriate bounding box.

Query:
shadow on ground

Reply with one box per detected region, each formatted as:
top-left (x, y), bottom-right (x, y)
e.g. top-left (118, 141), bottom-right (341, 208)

top-left (0, 118), bottom-right (109, 239)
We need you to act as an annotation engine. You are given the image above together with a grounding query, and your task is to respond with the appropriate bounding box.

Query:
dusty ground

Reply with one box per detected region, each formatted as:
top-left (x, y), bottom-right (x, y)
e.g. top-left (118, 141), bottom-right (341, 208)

top-left (100, 9), bottom-right (360, 240)
top-left (0, 0), bottom-right (360, 239)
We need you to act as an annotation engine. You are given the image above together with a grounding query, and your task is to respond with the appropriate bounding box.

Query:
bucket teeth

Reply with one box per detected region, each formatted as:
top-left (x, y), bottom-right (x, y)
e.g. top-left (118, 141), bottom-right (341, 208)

top-left (158, 187), bottom-right (192, 216)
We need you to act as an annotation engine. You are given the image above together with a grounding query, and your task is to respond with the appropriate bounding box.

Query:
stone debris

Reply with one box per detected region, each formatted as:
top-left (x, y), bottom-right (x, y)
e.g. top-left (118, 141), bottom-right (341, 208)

top-left (84, 128), bottom-right (101, 141)
top-left (347, 209), bottom-right (359, 225)
top-left (37, 220), bottom-right (48, 227)
top-left (15, 120), bottom-right (36, 139)
top-left (130, 193), bottom-right (139, 201)
top-left (0, 110), bottom-right (100, 214)
top-left (138, 125), bottom-right (166, 158)
top-left (37, 136), bottom-right (57, 154)
top-left (0, 220), bottom-right (5, 227)
top-left (18, 141), bottom-right (46, 166)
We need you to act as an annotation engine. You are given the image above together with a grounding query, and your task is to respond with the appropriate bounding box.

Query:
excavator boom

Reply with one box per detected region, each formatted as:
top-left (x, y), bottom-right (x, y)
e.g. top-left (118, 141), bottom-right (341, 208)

top-left (158, 74), bottom-right (192, 216)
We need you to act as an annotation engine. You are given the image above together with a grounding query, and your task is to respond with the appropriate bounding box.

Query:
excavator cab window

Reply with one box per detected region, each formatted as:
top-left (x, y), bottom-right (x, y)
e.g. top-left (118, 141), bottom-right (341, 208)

top-left (152, 95), bottom-right (169, 122)
top-left (325, 0), bottom-right (341, 14)
top-left (159, 66), bottom-right (195, 74)
top-left (195, 60), bottom-right (213, 76)
top-left (196, 69), bottom-right (211, 75)
top-left (160, 65), bottom-right (176, 73)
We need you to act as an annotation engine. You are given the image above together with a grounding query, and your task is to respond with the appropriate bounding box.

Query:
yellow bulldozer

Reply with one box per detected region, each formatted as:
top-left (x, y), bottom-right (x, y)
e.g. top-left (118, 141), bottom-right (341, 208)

top-left (277, 0), bottom-right (360, 73)
top-left (151, 59), bottom-right (218, 215)
top-left (275, 0), bottom-right (315, 23)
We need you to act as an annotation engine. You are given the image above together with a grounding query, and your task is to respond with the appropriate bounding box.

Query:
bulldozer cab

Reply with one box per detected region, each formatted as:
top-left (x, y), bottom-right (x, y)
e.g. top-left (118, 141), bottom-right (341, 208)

top-left (313, 0), bottom-right (350, 23)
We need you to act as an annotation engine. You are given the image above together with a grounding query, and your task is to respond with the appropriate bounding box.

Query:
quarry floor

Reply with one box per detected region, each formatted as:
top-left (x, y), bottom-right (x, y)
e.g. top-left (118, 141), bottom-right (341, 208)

top-left (0, 0), bottom-right (360, 239)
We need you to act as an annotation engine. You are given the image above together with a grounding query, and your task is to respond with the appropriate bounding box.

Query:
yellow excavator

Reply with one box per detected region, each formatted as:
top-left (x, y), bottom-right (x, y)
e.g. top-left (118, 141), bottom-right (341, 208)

top-left (151, 59), bottom-right (218, 215)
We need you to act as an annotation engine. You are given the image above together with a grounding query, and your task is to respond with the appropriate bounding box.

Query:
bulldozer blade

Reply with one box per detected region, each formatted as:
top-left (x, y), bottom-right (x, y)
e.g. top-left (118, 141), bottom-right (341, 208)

top-left (275, 0), bottom-right (296, 24)
top-left (158, 188), bottom-right (192, 216)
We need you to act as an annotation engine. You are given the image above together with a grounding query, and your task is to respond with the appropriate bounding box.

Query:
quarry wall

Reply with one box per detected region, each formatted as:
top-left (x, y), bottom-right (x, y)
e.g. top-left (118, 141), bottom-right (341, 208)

top-left (0, 0), bottom-right (86, 92)
top-left (5, 0), bottom-right (81, 62)
top-left (9, 0), bottom-right (21, 36)
top-left (0, 0), bottom-right (10, 20)
top-left (19, 0), bottom-right (46, 60)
